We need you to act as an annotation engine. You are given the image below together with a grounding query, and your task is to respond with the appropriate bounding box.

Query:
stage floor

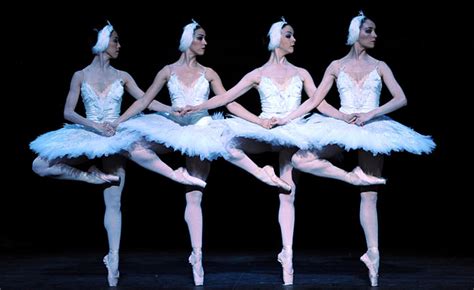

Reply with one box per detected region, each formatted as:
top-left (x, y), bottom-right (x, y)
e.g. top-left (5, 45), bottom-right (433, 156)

top-left (1, 250), bottom-right (473, 289)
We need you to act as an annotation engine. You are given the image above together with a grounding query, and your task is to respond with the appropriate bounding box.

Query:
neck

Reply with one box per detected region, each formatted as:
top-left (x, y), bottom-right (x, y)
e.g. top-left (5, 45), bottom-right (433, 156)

top-left (178, 52), bottom-right (199, 67)
top-left (268, 49), bottom-right (288, 64)
top-left (91, 54), bottom-right (112, 70)
top-left (348, 43), bottom-right (369, 60)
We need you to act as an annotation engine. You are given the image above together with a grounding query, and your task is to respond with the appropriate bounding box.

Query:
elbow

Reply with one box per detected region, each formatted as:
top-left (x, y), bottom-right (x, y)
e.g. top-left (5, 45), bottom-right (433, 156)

top-left (63, 110), bottom-right (73, 121)
top-left (400, 97), bottom-right (408, 107)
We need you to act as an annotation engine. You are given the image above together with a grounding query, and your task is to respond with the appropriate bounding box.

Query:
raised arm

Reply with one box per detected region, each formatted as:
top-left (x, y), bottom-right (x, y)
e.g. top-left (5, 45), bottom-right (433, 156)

top-left (114, 65), bottom-right (170, 125)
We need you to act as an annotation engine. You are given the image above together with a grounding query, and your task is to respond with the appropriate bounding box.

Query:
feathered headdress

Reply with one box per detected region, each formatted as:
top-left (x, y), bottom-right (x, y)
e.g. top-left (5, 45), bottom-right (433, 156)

top-left (346, 11), bottom-right (366, 46)
top-left (267, 16), bottom-right (287, 51)
top-left (92, 21), bottom-right (114, 54)
top-left (179, 19), bottom-right (200, 52)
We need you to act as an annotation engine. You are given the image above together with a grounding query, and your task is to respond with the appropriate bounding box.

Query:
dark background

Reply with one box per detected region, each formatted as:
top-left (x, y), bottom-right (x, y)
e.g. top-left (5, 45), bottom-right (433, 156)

top-left (5, 1), bottom-right (471, 257)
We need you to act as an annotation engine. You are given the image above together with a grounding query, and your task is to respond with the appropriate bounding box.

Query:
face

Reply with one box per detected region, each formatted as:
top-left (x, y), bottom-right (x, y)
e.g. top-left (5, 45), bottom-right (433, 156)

top-left (279, 25), bottom-right (296, 53)
top-left (358, 19), bottom-right (377, 48)
top-left (190, 28), bottom-right (207, 55)
top-left (106, 31), bottom-right (121, 59)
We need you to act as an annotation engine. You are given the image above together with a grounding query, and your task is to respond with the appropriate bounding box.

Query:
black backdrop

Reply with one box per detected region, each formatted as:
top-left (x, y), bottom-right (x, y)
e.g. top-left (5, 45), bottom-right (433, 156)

top-left (5, 1), bottom-right (472, 256)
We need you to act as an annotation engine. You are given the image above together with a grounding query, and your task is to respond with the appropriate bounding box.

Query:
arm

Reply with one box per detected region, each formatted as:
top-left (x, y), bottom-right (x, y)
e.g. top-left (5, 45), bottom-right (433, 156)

top-left (226, 101), bottom-right (273, 128)
top-left (63, 71), bottom-right (110, 135)
top-left (184, 69), bottom-right (259, 113)
top-left (354, 61), bottom-right (408, 125)
top-left (121, 70), bottom-right (172, 113)
top-left (279, 62), bottom-right (338, 124)
top-left (114, 66), bottom-right (169, 125)
top-left (208, 68), bottom-right (271, 128)
top-left (317, 100), bottom-right (356, 123)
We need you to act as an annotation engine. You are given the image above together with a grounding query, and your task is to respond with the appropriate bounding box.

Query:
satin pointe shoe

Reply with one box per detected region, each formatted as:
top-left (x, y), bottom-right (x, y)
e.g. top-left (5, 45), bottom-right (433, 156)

top-left (174, 167), bottom-right (207, 188)
top-left (277, 249), bottom-right (294, 285)
top-left (188, 252), bottom-right (204, 286)
top-left (260, 165), bottom-right (292, 194)
top-left (360, 247), bottom-right (379, 287)
top-left (350, 166), bottom-right (386, 186)
top-left (88, 166), bottom-right (120, 185)
top-left (103, 251), bottom-right (120, 287)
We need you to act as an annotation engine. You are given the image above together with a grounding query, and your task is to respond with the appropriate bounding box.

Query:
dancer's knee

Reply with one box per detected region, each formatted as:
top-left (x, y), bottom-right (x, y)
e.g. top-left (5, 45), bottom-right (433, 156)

top-left (361, 191), bottom-right (377, 203)
top-left (186, 191), bottom-right (203, 206)
top-left (225, 146), bottom-right (245, 161)
top-left (291, 151), bottom-right (319, 169)
top-left (280, 193), bottom-right (295, 205)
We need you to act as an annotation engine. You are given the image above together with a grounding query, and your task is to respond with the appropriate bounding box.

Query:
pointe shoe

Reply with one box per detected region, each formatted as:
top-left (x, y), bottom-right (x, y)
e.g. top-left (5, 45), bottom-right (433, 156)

top-left (188, 252), bottom-right (204, 286)
top-left (259, 165), bottom-right (292, 194)
top-left (103, 252), bottom-right (120, 287)
top-left (88, 166), bottom-right (120, 185)
top-left (174, 167), bottom-right (207, 188)
top-left (349, 166), bottom-right (386, 186)
top-left (360, 247), bottom-right (379, 287)
top-left (277, 250), bottom-right (294, 285)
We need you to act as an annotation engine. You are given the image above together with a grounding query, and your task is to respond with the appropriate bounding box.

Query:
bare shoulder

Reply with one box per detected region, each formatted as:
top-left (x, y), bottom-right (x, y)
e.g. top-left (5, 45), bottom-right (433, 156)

top-left (117, 70), bottom-right (133, 81)
top-left (376, 60), bottom-right (391, 76)
top-left (204, 66), bottom-right (219, 79)
top-left (296, 66), bottom-right (311, 79)
top-left (324, 60), bottom-right (340, 76)
top-left (155, 64), bottom-right (172, 80)
top-left (71, 70), bottom-right (85, 85)
top-left (329, 59), bottom-right (341, 70)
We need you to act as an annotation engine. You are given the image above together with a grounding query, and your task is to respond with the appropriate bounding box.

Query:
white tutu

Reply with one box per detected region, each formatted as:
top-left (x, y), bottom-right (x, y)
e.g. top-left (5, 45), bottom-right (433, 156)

top-left (224, 115), bottom-right (311, 149)
top-left (303, 113), bottom-right (436, 155)
top-left (30, 123), bottom-right (141, 160)
top-left (119, 112), bottom-right (231, 161)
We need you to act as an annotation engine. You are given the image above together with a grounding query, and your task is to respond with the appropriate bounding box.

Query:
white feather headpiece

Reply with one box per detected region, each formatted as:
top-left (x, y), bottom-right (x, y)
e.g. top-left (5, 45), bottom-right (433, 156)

top-left (92, 21), bottom-right (114, 54)
top-left (179, 19), bottom-right (200, 52)
top-left (346, 11), bottom-right (366, 46)
top-left (267, 16), bottom-right (287, 51)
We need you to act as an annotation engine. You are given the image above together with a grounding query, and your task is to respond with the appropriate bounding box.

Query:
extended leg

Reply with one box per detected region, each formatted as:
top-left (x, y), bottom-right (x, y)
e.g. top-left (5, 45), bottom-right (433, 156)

top-left (223, 138), bottom-right (291, 192)
top-left (291, 148), bottom-right (385, 186)
top-left (127, 142), bottom-right (206, 187)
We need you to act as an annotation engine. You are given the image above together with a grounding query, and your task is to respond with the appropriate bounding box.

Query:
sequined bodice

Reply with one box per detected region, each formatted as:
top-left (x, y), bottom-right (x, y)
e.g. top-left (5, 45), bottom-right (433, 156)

top-left (81, 79), bottom-right (124, 122)
top-left (257, 76), bottom-right (303, 118)
top-left (336, 69), bottom-right (382, 114)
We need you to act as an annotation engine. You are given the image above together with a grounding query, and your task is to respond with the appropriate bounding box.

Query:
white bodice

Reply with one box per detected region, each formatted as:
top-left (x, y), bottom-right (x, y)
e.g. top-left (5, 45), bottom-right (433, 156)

top-left (167, 72), bottom-right (210, 125)
top-left (336, 69), bottom-right (382, 114)
top-left (81, 79), bottom-right (124, 122)
top-left (257, 75), bottom-right (303, 119)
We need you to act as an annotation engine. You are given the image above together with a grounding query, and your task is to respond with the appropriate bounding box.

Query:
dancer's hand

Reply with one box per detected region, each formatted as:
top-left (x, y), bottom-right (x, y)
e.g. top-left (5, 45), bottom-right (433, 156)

top-left (95, 122), bottom-right (115, 137)
top-left (177, 105), bottom-right (201, 116)
top-left (258, 118), bottom-right (274, 129)
top-left (342, 113), bottom-right (357, 124)
top-left (354, 111), bottom-right (375, 126)
top-left (273, 116), bottom-right (290, 127)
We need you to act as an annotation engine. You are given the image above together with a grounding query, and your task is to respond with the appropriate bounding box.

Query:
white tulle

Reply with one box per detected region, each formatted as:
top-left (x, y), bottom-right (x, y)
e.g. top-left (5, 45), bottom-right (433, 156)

top-left (302, 68), bottom-right (436, 155)
top-left (121, 113), bottom-right (230, 161)
top-left (120, 71), bottom-right (231, 161)
top-left (224, 75), bottom-right (311, 149)
top-left (30, 80), bottom-right (141, 159)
